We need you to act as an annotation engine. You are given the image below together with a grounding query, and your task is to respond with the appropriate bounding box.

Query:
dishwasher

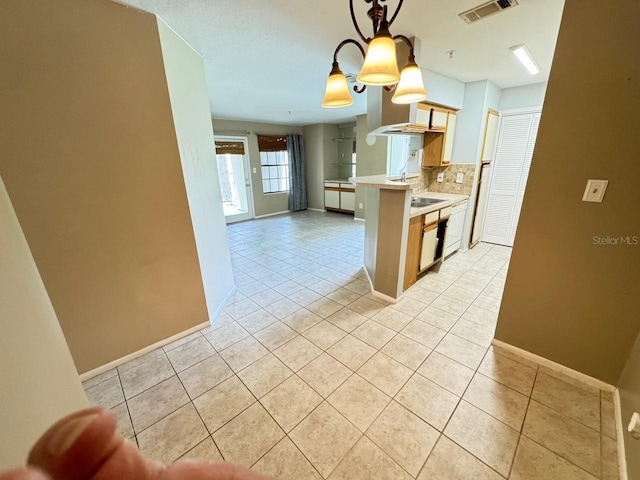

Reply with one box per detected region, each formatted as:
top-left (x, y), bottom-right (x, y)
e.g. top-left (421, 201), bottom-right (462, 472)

top-left (443, 201), bottom-right (468, 257)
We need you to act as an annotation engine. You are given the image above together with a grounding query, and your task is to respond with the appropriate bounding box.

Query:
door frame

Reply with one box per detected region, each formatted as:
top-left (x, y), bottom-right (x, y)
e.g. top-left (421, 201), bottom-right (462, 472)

top-left (468, 108), bottom-right (500, 249)
top-left (214, 135), bottom-right (254, 224)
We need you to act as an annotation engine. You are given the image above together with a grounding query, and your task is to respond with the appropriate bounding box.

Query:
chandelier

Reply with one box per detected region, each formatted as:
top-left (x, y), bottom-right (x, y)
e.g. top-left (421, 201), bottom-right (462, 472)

top-left (321, 0), bottom-right (427, 108)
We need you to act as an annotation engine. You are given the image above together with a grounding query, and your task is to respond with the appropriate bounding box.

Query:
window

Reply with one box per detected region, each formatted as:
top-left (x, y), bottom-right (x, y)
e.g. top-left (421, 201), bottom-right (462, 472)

top-left (258, 135), bottom-right (289, 194)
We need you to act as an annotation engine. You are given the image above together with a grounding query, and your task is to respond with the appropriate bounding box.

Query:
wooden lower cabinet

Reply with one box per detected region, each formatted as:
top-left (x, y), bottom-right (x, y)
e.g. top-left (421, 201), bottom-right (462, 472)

top-left (404, 215), bottom-right (424, 290)
top-left (403, 212), bottom-right (449, 291)
top-left (324, 182), bottom-right (355, 213)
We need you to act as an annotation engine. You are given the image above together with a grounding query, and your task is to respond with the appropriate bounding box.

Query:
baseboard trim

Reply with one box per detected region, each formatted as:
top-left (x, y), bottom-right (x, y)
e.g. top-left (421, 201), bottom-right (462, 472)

top-left (362, 265), bottom-right (398, 304)
top-left (210, 285), bottom-right (236, 322)
top-left (254, 210), bottom-right (291, 219)
top-left (614, 389), bottom-right (629, 480)
top-left (491, 339), bottom-right (616, 392)
top-left (79, 286), bottom-right (238, 382)
top-left (79, 321), bottom-right (209, 381)
top-left (307, 208), bottom-right (325, 212)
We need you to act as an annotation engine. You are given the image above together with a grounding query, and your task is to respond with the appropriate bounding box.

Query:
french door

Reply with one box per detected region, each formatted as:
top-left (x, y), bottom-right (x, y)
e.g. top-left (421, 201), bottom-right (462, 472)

top-left (214, 136), bottom-right (253, 224)
top-left (483, 110), bottom-right (541, 246)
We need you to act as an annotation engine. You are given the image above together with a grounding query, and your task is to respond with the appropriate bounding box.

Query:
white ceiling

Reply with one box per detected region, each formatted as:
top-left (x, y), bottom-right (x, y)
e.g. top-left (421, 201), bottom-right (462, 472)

top-left (119, 0), bottom-right (565, 126)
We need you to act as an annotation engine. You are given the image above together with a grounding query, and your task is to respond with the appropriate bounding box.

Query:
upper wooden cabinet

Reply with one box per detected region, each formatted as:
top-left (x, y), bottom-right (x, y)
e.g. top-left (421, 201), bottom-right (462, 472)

top-left (422, 109), bottom-right (457, 167)
top-left (429, 107), bottom-right (449, 131)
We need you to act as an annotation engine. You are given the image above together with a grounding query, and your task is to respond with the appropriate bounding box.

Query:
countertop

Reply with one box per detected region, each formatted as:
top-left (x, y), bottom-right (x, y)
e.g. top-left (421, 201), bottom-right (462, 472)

top-left (348, 174), bottom-right (411, 190)
top-left (409, 192), bottom-right (469, 218)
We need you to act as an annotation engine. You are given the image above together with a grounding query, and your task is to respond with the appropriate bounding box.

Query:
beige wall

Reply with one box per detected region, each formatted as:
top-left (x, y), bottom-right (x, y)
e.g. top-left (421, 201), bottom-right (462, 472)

top-left (355, 115), bottom-right (388, 220)
top-left (158, 20), bottom-right (234, 317)
top-left (323, 124), bottom-right (341, 180)
top-left (0, 0), bottom-right (212, 373)
top-left (495, 0), bottom-right (640, 384)
top-left (212, 119), bottom-right (303, 217)
top-left (303, 124), bottom-right (325, 210)
top-left (0, 177), bottom-right (88, 468)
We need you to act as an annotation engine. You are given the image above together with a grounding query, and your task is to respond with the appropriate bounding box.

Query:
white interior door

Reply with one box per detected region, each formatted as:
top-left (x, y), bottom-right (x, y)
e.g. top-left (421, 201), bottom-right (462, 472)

top-left (215, 137), bottom-right (253, 224)
top-left (482, 111), bottom-right (540, 246)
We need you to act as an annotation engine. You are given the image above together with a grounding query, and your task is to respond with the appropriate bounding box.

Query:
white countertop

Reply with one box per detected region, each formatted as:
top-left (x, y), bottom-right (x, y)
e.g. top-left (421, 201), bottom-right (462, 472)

top-left (348, 174), bottom-right (411, 190)
top-left (409, 192), bottom-right (469, 218)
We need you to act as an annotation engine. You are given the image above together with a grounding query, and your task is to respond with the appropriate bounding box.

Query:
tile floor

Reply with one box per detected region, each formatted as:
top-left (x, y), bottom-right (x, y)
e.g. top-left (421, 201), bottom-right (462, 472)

top-left (84, 210), bottom-right (620, 479)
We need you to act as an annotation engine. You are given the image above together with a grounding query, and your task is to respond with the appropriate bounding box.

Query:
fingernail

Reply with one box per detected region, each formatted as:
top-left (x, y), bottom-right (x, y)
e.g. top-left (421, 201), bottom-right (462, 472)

top-left (46, 412), bottom-right (99, 456)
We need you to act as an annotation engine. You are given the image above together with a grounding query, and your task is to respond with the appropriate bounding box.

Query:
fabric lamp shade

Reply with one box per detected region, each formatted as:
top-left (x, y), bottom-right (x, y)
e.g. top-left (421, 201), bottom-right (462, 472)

top-left (392, 61), bottom-right (427, 104)
top-left (357, 34), bottom-right (400, 86)
top-left (321, 68), bottom-right (354, 108)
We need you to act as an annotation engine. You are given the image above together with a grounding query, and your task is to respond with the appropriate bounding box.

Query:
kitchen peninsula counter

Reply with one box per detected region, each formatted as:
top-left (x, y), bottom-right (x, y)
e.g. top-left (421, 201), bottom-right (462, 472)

top-left (350, 174), bottom-right (413, 302)
top-left (350, 174), bottom-right (468, 302)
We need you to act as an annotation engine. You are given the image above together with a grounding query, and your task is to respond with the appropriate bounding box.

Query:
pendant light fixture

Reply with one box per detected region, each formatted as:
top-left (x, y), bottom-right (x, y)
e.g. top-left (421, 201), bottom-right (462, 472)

top-left (321, 0), bottom-right (427, 108)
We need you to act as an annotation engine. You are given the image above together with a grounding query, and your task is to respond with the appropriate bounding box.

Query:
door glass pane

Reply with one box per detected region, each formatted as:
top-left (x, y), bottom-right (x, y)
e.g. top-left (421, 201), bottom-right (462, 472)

top-left (216, 153), bottom-right (248, 217)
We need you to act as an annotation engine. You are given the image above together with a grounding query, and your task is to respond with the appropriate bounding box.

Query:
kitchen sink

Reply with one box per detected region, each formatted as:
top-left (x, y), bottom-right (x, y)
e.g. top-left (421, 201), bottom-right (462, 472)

top-left (411, 196), bottom-right (446, 208)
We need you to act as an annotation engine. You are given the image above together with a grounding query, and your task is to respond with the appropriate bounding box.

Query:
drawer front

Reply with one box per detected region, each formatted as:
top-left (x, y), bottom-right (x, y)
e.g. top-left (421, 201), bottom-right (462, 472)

top-left (439, 206), bottom-right (452, 218)
top-left (424, 211), bottom-right (439, 225)
top-left (325, 182), bottom-right (340, 188)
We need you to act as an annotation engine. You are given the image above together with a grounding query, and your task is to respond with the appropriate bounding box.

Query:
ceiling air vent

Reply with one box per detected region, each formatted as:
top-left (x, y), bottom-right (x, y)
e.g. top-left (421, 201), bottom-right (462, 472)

top-left (459, 0), bottom-right (519, 24)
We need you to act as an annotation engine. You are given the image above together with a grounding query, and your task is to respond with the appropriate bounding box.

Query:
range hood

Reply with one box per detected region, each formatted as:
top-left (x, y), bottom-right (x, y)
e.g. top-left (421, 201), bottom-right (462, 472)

top-left (366, 37), bottom-right (444, 137)
top-left (367, 97), bottom-right (436, 136)
top-left (366, 37), bottom-right (426, 136)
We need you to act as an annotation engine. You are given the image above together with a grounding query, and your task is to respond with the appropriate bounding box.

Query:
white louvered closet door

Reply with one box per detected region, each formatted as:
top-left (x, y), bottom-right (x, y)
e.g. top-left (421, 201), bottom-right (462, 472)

top-left (482, 111), bottom-right (540, 246)
top-left (508, 112), bottom-right (541, 245)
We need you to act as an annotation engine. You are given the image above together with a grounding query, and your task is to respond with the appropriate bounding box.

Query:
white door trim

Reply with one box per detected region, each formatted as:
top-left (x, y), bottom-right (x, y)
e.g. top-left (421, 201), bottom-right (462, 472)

top-left (214, 135), bottom-right (254, 223)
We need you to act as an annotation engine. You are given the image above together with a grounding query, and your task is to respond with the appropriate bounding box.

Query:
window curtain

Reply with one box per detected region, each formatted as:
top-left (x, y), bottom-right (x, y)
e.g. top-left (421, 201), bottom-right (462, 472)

top-left (287, 134), bottom-right (307, 211)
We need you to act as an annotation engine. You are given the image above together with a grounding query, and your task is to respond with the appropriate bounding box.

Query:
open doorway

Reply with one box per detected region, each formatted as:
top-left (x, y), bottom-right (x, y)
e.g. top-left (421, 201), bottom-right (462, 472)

top-left (214, 136), bottom-right (254, 224)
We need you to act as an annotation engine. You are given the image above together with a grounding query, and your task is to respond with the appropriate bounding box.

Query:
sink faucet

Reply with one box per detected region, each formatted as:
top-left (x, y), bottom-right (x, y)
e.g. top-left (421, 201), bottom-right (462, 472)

top-left (401, 171), bottom-right (406, 182)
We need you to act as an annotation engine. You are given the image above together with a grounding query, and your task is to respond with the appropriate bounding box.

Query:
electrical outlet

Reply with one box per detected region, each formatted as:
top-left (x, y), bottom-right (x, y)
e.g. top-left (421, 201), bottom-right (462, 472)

top-left (582, 179), bottom-right (608, 202)
top-left (456, 173), bottom-right (464, 183)
top-left (358, 203), bottom-right (363, 209)
top-left (252, 167), bottom-right (256, 174)
top-left (436, 172), bottom-right (444, 183)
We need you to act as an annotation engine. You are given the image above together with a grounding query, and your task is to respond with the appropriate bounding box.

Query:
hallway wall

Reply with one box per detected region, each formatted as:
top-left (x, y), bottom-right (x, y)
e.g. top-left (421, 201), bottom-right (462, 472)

top-left (494, 0), bottom-right (640, 384)
top-left (0, 0), bottom-right (215, 373)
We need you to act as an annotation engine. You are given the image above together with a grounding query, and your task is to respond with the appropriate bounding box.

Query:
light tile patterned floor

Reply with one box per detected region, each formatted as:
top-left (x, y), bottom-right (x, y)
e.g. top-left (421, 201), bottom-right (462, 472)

top-left (84, 210), bottom-right (620, 479)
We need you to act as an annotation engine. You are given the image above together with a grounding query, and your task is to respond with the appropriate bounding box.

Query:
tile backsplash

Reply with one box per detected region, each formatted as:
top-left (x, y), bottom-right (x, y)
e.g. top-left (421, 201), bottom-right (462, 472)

top-left (411, 164), bottom-right (476, 195)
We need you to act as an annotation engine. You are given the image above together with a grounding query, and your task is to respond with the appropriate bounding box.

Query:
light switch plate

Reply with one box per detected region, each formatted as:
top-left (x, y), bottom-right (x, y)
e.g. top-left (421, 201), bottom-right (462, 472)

top-left (437, 172), bottom-right (444, 183)
top-left (582, 179), bottom-right (608, 202)
top-left (456, 173), bottom-right (464, 184)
